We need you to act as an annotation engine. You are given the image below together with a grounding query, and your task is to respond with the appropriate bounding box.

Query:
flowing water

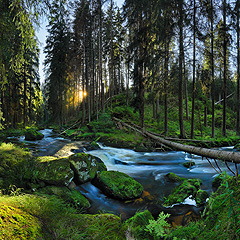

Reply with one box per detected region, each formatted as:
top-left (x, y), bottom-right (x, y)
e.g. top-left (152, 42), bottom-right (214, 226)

top-left (9, 129), bottom-right (239, 220)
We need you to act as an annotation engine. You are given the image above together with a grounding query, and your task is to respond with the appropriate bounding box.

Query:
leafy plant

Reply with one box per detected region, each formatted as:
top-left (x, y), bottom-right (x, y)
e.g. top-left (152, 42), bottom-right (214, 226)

top-left (145, 211), bottom-right (171, 239)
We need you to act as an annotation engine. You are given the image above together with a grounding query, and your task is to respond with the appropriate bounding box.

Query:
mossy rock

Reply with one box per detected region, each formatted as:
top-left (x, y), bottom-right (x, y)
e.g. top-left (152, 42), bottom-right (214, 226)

top-left (0, 143), bottom-right (36, 189)
top-left (183, 161), bottom-right (196, 168)
top-left (163, 178), bottom-right (202, 206)
top-left (95, 156), bottom-right (107, 172)
top-left (36, 156), bottom-right (74, 187)
top-left (93, 170), bottom-right (143, 200)
top-left (165, 172), bottom-right (187, 182)
top-left (195, 189), bottom-right (209, 206)
top-left (36, 186), bottom-right (90, 210)
top-left (212, 173), bottom-right (230, 190)
top-left (25, 129), bottom-right (44, 141)
top-left (124, 210), bottom-right (154, 240)
top-left (0, 203), bottom-right (42, 239)
top-left (69, 153), bottom-right (98, 184)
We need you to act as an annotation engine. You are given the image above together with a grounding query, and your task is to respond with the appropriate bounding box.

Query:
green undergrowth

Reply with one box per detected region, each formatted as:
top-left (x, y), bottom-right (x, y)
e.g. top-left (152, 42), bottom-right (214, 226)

top-left (0, 193), bottom-right (126, 239)
top-left (166, 174), bottom-right (240, 240)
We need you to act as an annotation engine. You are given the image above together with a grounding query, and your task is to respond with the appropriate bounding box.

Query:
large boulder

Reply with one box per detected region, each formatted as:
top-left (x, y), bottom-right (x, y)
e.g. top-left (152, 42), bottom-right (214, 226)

top-left (36, 186), bottom-right (90, 210)
top-left (36, 156), bottom-right (74, 187)
top-left (69, 153), bottom-right (98, 184)
top-left (93, 170), bottom-right (143, 200)
top-left (163, 178), bottom-right (202, 206)
top-left (165, 172), bottom-right (187, 183)
top-left (25, 129), bottom-right (44, 141)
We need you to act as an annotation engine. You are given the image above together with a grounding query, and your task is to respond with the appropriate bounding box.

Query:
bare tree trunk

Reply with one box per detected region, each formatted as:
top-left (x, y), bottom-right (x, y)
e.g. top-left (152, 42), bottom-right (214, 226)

top-left (191, 0), bottom-right (196, 139)
top-left (237, 0), bottom-right (240, 135)
top-left (178, 0), bottom-right (186, 138)
top-left (222, 0), bottom-right (227, 136)
top-left (211, 0), bottom-right (215, 138)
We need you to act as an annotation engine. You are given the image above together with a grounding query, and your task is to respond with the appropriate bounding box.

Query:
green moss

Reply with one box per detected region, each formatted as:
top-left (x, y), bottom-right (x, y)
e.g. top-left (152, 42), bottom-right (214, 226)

top-left (69, 153), bottom-right (98, 184)
top-left (182, 161), bottom-right (195, 168)
top-left (0, 194), bottom-right (126, 240)
top-left (36, 186), bottom-right (90, 210)
top-left (195, 189), bottom-right (209, 205)
top-left (36, 157), bottom-right (74, 186)
top-left (168, 175), bottom-right (240, 240)
top-left (93, 171), bottom-right (143, 200)
top-left (165, 172), bottom-right (187, 182)
top-left (0, 143), bottom-right (36, 189)
top-left (163, 179), bottom-right (202, 206)
top-left (0, 203), bottom-right (42, 239)
top-left (25, 129), bottom-right (44, 141)
top-left (124, 210), bottom-right (154, 240)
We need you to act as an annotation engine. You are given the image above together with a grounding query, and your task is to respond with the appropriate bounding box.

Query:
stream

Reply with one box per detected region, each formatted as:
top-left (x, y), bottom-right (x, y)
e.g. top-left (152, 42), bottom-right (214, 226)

top-left (8, 129), bottom-right (239, 221)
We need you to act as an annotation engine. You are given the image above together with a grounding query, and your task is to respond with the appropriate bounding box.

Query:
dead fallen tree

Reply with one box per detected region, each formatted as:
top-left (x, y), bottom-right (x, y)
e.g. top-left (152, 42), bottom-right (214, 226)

top-left (113, 117), bottom-right (240, 175)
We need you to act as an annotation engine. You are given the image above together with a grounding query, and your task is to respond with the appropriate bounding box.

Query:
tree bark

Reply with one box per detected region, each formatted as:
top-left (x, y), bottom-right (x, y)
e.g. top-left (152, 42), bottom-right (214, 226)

top-left (113, 117), bottom-right (240, 164)
top-left (222, 0), bottom-right (227, 136)
top-left (237, 0), bottom-right (240, 135)
top-left (178, 0), bottom-right (186, 138)
top-left (191, 0), bottom-right (196, 139)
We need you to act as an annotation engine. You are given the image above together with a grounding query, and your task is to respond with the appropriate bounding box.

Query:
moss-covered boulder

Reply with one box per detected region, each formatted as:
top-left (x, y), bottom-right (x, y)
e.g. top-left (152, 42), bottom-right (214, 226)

top-left (123, 210), bottom-right (154, 240)
top-left (25, 129), bottom-right (44, 141)
top-left (183, 161), bottom-right (195, 168)
top-left (212, 173), bottom-right (229, 190)
top-left (195, 189), bottom-right (209, 205)
top-left (36, 156), bottom-right (74, 187)
top-left (0, 143), bottom-right (36, 189)
top-left (93, 170), bottom-right (143, 200)
top-left (36, 186), bottom-right (90, 210)
top-left (165, 172), bottom-right (187, 182)
top-left (0, 203), bottom-right (42, 239)
top-left (163, 178), bottom-right (202, 206)
top-left (69, 153), bottom-right (98, 184)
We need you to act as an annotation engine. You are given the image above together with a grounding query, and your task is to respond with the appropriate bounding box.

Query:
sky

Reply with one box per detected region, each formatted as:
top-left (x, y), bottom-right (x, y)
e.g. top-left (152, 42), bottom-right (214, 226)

top-left (36, 0), bottom-right (124, 85)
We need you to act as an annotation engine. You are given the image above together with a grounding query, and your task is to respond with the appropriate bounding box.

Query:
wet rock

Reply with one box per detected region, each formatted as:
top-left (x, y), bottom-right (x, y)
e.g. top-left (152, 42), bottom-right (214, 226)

top-left (195, 189), bottom-right (209, 205)
top-left (84, 142), bottom-right (100, 151)
top-left (36, 186), bottom-right (90, 210)
top-left (92, 170), bottom-right (143, 200)
top-left (163, 178), bottom-right (202, 206)
top-left (165, 172), bottom-right (187, 182)
top-left (71, 148), bottom-right (85, 154)
top-left (183, 161), bottom-right (195, 168)
top-left (114, 159), bottom-right (128, 165)
top-left (25, 129), bottom-right (44, 141)
top-left (69, 153), bottom-right (98, 184)
top-left (212, 174), bottom-right (225, 190)
top-left (36, 156), bottom-right (74, 187)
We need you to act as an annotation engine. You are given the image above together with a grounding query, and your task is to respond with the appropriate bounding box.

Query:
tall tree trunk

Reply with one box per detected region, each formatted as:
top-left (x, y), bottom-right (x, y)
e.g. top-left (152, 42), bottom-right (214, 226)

top-left (178, 0), bottom-right (186, 138)
top-left (183, 53), bottom-right (189, 120)
top-left (211, 0), bottom-right (215, 138)
top-left (98, 0), bottom-right (104, 111)
top-left (222, 0), bottom-right (227, 136)
top-left (237, 0), bottom-right (240, 135)
top-left (164, 39), bottom-right (169, 135)
top-left (191, 0), bottom-right (196, 139)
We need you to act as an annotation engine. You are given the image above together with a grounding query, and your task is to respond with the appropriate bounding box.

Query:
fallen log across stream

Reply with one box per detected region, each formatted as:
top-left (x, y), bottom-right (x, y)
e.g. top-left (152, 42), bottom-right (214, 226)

top-left (113, 117), bottom-right (240, 175)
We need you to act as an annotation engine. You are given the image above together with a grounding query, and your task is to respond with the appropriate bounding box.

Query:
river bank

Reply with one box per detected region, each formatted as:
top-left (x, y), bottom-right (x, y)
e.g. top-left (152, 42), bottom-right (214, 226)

top-left (0, 128), bottom-right (239, 239)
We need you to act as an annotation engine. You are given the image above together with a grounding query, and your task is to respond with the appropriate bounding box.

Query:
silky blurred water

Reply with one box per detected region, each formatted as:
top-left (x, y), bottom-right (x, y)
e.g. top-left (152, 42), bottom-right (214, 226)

top-left (11, 130), bottom-right (239, 219)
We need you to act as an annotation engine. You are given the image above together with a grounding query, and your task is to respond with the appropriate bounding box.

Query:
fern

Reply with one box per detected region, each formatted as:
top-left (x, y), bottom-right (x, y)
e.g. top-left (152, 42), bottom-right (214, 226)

top-left (145, 212), bottom-right (171, 238)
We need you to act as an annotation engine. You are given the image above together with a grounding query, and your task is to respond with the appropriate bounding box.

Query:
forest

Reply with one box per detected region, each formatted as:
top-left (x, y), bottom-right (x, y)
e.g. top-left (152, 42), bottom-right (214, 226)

top-left (1, 0), bottom-right (240, 239)
top-left (0, 0), bottom-right (240, 139)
